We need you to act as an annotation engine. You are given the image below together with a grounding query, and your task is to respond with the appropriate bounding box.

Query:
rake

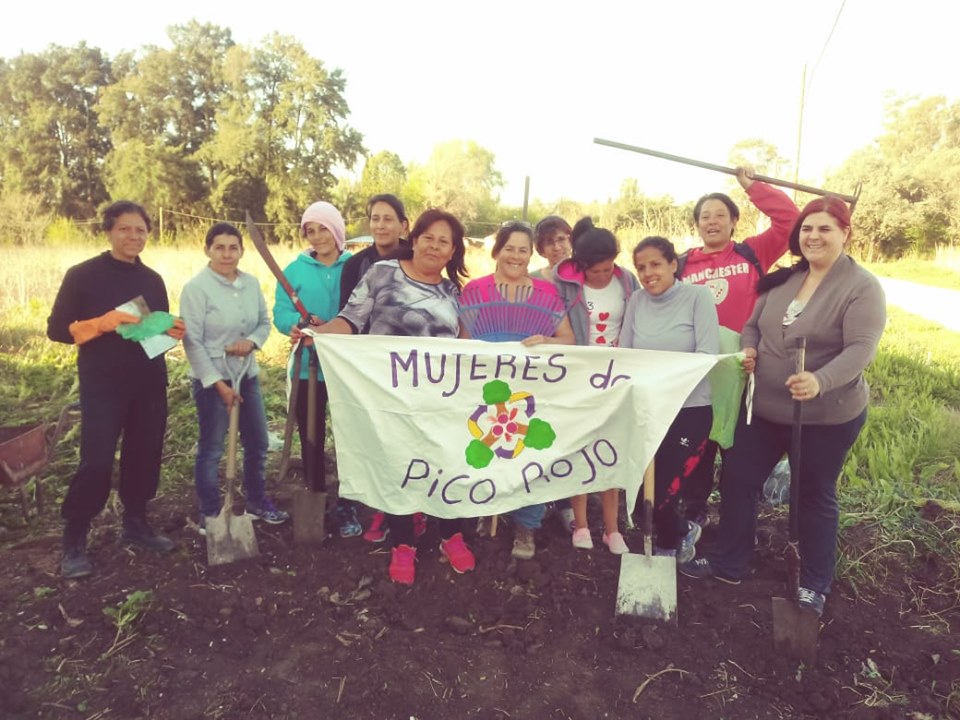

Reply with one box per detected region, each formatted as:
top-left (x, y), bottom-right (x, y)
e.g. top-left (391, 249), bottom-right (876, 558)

top-left (459, 283), bottom-right (566, 341)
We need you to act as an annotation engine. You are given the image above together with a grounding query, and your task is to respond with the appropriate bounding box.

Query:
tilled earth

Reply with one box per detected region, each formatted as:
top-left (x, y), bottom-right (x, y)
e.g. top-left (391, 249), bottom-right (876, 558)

top-left (1, 480), bottom-right (957, 720)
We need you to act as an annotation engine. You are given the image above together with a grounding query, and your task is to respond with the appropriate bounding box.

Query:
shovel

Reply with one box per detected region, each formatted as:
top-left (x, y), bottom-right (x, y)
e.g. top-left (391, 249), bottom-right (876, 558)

top-left (293, 344), bottom-right (327, 545)
top-left (771, 336), bottom-right (819, 663)
top-left (206, 356), bottom-right (260, 566)
top-left (615, 460), bottom-right (677, 624)
top-left (275, 340), bottom-right (305, 486)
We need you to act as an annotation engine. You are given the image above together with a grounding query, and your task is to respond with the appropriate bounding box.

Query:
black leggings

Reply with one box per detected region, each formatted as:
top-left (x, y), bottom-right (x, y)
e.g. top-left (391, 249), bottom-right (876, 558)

top-left (651, 405), bottom-right (712, 549)
top-left (295, 379), bottom-right (328, 492)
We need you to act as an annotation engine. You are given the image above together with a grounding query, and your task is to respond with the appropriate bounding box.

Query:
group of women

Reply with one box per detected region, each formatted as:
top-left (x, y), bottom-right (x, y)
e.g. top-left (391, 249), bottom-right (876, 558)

top-left (99, 186), bottom-right (885, 618)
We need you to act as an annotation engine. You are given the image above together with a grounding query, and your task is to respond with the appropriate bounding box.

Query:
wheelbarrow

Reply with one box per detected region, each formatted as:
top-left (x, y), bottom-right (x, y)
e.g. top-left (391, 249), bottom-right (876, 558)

top-left (0, 403), bottom-right (79, 520)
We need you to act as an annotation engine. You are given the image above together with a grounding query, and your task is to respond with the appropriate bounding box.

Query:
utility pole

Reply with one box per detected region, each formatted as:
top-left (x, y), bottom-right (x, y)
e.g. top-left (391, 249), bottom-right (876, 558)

top-left (793, 65), bottom-right (807, 204)
top-left (522, 176), bottom-right (530, 222)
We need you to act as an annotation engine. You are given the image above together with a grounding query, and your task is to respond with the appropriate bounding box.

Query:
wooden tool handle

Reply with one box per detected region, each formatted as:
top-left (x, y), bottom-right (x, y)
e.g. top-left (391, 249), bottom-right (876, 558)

top-left (224, 400), bottom-right (240, 514)
top-left (593, 138), bottom-right (861, 207)
top-left (643, 459), bottom-right (655, 558)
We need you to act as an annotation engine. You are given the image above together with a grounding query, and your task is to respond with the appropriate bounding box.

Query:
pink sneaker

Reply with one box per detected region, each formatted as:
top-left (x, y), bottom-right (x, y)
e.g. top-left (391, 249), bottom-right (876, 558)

top-left (603, 531), bottom-right (630, 555)
top-left (439, 532), bottom-right (476, 574)
top-left (572, 527), bottom-right (593, 550)
top-left (413, 512), bottom-right (427, 538)
top-left (364, 512), bottom-right (389, 543)
top-left (389, 544), bottom-right (416, 585)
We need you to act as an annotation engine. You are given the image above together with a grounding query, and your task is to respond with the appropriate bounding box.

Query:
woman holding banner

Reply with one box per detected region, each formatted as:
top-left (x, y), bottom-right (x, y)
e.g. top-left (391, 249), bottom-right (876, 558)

top-left (305, 208), bottom-right (473, 585)
top-left (620, 236), bottom-right (719, 562)
top-left (680, 198), bottom-right (885, 617)
top-left (337, 194), bottom-right (415, 544)
top-left (554, 217), bottom-right (640, 554)
top-left (459, 221), bottom-right (574, 560)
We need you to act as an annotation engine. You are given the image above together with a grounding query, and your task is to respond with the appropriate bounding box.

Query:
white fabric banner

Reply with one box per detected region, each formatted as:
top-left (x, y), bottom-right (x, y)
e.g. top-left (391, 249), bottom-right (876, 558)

top-left (312, 335), bottom-right (723, 519)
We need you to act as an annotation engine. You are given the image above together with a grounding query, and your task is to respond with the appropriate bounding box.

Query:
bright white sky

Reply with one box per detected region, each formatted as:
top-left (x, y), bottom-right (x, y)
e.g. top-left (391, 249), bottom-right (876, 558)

top-left (2, 1), bottom-right (956, 206)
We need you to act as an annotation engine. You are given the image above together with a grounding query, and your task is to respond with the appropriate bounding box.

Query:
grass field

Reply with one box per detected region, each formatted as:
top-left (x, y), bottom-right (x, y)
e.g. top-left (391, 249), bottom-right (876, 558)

top-left (1, 242), bottom-right (958, 604)
top-left (863, 245), bottom-right (960, 291)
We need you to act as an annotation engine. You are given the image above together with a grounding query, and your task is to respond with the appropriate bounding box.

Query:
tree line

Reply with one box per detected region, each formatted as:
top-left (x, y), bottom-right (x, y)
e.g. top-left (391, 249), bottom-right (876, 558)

top-left (0, 22), bottom-right (361, 240)
top-left (0, 21), bottom-right (957, 256)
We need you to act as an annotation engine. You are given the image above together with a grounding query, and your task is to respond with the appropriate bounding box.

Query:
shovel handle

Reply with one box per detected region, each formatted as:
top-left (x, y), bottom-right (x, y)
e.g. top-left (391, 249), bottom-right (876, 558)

top-left (305, 346), bottom-right (324, 493)
top-left (593, 138), bottom-right (862, 210)
top-left (277, 340), bottom-right (305, 485)
top-left (224, 400), bottom-right (240, 512)
top-left (788, 337), bottom-right (806, 542)
top-left (642, 459), bottom-right (656, 558)
top-left (787, 337), bottom-right (807, 598)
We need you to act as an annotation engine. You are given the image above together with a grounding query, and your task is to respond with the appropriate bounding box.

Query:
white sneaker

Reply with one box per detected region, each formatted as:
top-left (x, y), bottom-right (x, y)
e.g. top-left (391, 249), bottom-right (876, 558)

top-left (603, 531), bottom-right (630, 555)
top-left (572, 527), bottom-right (593, 550)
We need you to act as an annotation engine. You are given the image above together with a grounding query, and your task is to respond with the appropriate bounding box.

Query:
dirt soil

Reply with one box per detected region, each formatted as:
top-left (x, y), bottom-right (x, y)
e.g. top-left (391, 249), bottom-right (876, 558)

top-left (1, 471), bottom-right (957, 720)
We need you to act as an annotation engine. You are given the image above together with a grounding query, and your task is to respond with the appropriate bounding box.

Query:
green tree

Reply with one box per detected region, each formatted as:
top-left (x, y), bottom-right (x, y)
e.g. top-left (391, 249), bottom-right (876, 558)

top-left (727, 139), bottom-right (794, 237)
top-left (102, 138), bottom-right (208, 221)
top-left (601, 178), bottom-right (690, 244)
top-left (406, 140), bottom-right (503, 234)
top-left (0, 44), bottom-right (112, 217)
top-left (204, 34), bottom-right (364, 236)
top-left (830, 95), bottom-right (960, 259)
top-left (97, 22), bottom-right (235, 220)
top-left (358, 151), bottom-right (407, 200)
top-left (338, 150), bottom-right (409, 233)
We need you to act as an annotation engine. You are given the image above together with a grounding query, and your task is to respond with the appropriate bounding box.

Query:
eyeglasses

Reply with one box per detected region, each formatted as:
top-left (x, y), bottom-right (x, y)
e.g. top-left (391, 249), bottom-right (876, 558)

top-left (541, 232), bottom-right (571, 247)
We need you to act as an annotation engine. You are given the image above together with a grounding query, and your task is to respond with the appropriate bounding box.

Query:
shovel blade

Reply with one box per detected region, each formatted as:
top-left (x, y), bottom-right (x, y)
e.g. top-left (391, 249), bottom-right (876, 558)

top-left (615, 553), bottom-right (678, 624)
top-left (205, 511), bottom-right (260, 566)
top-left (293, 488), bottom-right (328, 545)
top-left (771, 596), bottom-right (819, 664)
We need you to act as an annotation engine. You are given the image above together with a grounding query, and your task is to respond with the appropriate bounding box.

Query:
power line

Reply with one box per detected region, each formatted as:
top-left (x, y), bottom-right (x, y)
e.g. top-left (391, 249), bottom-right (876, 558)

top-left (805, 0), bottom-right (848, 94)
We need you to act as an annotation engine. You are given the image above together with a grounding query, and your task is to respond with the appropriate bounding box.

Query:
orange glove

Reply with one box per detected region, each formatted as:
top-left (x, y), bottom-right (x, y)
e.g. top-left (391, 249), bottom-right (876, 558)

top-left (166, 317), bottom-right (186, 341)
top-left (68, 311), bottom-right (141, 346)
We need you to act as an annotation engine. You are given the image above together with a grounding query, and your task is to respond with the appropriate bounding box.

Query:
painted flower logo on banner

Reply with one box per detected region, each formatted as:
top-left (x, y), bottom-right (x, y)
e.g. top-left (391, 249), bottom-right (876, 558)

top-left (465, 380), bottom-right (557, 469)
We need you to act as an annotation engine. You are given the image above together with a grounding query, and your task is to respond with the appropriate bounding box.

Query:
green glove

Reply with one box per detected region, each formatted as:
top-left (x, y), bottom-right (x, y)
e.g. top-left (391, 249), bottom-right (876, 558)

top-left (117, 311), bottom-right (176, 341)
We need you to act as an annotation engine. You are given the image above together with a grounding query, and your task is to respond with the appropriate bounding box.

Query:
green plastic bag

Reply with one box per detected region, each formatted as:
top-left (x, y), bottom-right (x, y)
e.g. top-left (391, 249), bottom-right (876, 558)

top-left (117, 311), bottom-right (176, 342)
top-left (707, 328), bottom-right (747, 449)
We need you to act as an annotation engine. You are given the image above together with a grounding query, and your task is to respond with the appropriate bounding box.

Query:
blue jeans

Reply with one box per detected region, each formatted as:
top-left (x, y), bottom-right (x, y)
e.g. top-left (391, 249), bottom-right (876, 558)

top-left (192, 377), bottom-right (269, 517)
top-left (709, 404), bottom-right (867, 594)
top-left (510, 504), bottom-right (546, 529)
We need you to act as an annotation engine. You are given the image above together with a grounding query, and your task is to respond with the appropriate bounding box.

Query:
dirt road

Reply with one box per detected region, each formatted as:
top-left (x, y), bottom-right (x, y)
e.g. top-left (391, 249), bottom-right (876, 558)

top-left (878, 277), bottom-right (960, 331)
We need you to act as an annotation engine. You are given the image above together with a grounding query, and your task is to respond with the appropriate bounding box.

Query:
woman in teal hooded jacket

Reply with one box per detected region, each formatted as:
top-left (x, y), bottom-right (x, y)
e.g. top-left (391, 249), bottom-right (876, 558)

top-left (273, 201), bottom-right (358, 536)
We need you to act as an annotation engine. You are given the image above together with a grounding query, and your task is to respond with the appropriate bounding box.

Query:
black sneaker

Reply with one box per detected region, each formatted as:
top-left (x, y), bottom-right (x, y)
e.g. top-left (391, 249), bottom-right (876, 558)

top-left (678, 558), bottom-right (741, 585)
top-left (121, 516), bottom-right (175, 553)
top-left (61, 523), bottom-right (92, 578)
top-left (677, 521), bottom-right (702, 564)
top-left (332, 502), bottom-right (361, 538)
top-left (797, 587), bottom-right (825, 616)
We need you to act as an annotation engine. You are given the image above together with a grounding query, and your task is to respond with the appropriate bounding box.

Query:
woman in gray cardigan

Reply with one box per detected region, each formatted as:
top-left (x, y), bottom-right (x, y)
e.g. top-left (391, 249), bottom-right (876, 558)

top-left (680, 197), bottom-right (886, 617)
